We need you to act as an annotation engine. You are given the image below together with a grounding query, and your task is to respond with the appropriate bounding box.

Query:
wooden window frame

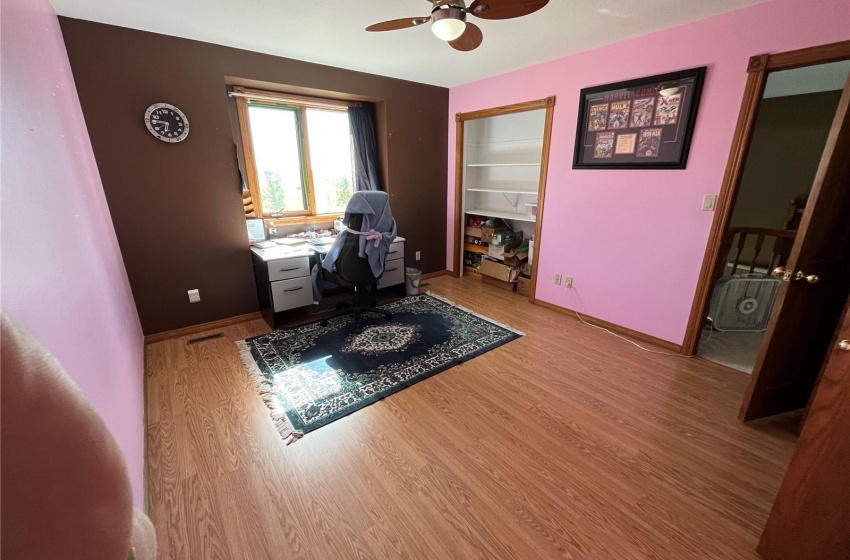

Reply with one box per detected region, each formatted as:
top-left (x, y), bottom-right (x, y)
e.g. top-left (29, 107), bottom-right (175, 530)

top-left (234, 86), bottom-right (360, 225)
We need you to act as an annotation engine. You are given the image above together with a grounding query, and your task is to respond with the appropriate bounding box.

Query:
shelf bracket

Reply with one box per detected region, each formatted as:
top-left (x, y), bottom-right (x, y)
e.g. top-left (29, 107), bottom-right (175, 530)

top-left (502, 193), bottom-right (519, 208)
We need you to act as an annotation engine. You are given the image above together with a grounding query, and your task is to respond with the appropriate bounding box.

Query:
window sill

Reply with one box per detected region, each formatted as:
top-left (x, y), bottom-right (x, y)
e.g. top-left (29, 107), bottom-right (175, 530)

top-left (264, 214), bottom-right (343, 227)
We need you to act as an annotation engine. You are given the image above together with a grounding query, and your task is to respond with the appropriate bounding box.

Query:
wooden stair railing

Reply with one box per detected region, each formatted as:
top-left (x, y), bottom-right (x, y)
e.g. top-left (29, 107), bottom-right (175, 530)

top-left (715, 227), bottom-right (797, 279)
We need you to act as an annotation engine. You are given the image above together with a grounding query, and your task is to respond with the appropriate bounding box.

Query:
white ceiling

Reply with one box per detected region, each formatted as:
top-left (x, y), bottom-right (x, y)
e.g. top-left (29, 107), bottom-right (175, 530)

top-left (51, 0), bottom-right (773, 88)
top-left (763, 60), bottom-right (850, 98)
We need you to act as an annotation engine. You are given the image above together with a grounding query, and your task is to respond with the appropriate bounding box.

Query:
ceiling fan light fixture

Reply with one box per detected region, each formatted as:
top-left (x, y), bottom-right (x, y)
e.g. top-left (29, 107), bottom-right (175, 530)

top-left (658, 82), bottom-right (681, 97)
top-left (431, 7), bottom-right (467, 41)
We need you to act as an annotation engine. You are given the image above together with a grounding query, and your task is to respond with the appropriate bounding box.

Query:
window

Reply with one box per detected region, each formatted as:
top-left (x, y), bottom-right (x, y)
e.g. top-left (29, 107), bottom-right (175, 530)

top-left (235, 87), bottom-right (356, 221)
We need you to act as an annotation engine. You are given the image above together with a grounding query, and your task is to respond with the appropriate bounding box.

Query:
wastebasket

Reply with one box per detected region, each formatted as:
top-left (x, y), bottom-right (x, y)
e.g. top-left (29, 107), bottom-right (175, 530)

top-left (405, 267), bottom-right (422, 296)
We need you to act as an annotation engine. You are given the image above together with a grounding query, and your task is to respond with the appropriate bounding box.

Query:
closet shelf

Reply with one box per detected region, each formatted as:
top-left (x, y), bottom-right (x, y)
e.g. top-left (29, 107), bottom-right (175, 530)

top-left (466, 138), bottom-right (543, 146)
top-left (467, 187), bottom-right (538, 195)
top-left (466, 162), bottom-right (540, 167)
top-left (465, 208), bottom-right (536, 223)
top-left (464, 243), bottom-right (489, 254)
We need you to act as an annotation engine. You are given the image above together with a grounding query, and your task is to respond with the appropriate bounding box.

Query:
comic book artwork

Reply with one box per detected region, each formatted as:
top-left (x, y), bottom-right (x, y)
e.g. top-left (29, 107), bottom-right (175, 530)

top-left (573, 66), bottom-right (705, 168)
top-left (607, 101), bottom-right (631, 130)
top-left (654, 93), bottom-right (683, 125)
top-left (636, 128), bottom-right (662, 157)
top-left (593, 132), bottom-right (615, 158)
top-left (588, 103), bottom-right (610, 131)
top-left (615, 133), bottom-right (637, 154)
top-left (630, 98), bottom-right (655, 127)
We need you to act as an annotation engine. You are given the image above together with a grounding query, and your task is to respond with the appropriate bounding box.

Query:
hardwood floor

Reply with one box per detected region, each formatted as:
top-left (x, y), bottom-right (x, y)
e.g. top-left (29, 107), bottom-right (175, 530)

top-left (145, 276), bottom-right (797, 559)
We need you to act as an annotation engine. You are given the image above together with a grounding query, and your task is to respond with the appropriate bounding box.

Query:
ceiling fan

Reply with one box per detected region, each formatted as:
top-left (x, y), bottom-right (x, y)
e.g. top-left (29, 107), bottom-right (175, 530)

top-left (366, 0), bottom-right (549, 52)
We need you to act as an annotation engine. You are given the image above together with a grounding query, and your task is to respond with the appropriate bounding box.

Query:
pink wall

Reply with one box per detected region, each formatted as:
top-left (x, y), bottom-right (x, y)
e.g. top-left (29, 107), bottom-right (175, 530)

top-left (447, 0), bottom-right (850, 344)
top-left (1, 0), bottom-right (145, 507)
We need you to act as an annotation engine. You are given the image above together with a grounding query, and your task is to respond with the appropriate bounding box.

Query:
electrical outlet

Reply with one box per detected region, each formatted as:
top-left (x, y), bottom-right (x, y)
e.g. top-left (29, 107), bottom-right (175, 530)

top-left (415, 251), bottom-right (421, 261)
top-left (702, 194), bottom-right (717, 211)
top-left (187, 289), bottom-right (200, 303)
top-left (554, 274), bottom-right (562, 286)
top-left (564, 277), bottom-right (573, 289)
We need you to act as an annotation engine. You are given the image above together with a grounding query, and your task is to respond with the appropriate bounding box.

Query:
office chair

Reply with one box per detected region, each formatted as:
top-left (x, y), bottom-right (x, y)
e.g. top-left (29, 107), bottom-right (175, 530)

top-left (320, 213), bottom-right (392, 326)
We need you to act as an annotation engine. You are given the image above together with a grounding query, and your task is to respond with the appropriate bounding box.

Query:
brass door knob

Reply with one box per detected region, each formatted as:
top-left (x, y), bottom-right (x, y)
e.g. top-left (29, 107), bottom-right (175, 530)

top-left (838, 340), bottom-right (850, 351)
top-left (771, 266), bottom-right (788, 279)
top-left (795, 270), bottom-right (820, 283)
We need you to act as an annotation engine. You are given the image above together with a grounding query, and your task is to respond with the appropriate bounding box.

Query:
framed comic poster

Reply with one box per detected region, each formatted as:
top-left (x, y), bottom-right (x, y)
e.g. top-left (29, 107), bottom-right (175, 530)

top-left (573, 67), bottom-right (706, 169)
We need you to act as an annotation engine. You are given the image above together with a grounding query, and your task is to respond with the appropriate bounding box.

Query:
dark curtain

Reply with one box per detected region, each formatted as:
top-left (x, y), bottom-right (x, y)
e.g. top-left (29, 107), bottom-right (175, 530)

top-left (348, 105), bottom-right (382, 191)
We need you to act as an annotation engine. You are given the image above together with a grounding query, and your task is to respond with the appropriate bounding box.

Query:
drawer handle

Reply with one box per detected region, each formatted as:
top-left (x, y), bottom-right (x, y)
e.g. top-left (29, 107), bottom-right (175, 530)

top-left (283, 286), bottom-right (303, 293)
top-left (279, 267), bottom-right (300, 272)
top-left (385, 267), bottom-right (399, 272)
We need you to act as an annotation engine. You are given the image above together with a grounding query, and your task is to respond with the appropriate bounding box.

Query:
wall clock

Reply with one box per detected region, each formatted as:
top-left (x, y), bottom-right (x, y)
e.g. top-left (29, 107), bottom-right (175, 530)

top-left (144, 103), bottom-right (189, 143)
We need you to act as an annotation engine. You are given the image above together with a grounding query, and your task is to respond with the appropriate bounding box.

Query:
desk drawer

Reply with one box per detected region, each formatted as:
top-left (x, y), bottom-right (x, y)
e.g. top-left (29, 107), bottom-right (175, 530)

top-left (268, 256), bottom-right (310, 282)
top-left (378, 261), bottom-right (405, 289)
top-left (386, 241), bottom-right (404, 262)
top-left (271, 276), bottom-right (313, 312)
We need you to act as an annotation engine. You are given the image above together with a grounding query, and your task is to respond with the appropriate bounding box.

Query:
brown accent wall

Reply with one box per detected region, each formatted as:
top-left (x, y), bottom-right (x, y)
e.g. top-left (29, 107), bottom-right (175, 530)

top-left (60, 18), bottom-right (448, 335)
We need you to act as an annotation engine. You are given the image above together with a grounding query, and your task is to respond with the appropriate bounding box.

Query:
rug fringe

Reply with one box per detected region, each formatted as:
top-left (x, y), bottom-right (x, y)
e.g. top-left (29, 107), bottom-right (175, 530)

top-left (424, 292), bottom-right (525, 336)
top-left (235, 340), bottom-right (305, 445)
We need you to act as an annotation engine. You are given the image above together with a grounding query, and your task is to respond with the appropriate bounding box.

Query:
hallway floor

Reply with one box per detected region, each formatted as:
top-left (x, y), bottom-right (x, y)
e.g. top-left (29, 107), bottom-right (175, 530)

top-left (699, 327), bottom-right (765, 374)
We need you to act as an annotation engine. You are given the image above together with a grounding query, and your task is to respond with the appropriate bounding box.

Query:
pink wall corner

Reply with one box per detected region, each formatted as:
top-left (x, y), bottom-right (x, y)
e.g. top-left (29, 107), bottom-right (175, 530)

top-left (446, 0), bottom-right (850, 344)
top-left (1, 0), bottom-right (146, 508)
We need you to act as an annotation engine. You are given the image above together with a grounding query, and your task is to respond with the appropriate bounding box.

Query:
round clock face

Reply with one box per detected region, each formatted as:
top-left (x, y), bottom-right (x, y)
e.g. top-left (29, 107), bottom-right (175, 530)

top-left (144, 103), bottom-right (189, 143)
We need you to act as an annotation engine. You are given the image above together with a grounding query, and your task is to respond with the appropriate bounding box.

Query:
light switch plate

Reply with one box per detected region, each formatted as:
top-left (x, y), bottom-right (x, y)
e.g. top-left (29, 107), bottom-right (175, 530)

top-left (187, 289), bottom-right (200, 303)
top-left (702, 194), bottom-right (717, 211)
top-left (415, 251), bottom-right (421, 261)
top-left (554, 274), bottom-right (562, 286)
top-left (564, 277), bottom-right (573, 289)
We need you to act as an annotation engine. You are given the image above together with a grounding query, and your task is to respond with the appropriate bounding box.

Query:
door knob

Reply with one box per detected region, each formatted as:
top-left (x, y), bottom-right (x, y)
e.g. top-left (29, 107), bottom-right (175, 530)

top-left (839, 340), bottom-right (850, 351)
top-left (794, 270), bottom-right (820, 283)
top-left (771, 267), bottom-right (791, 281)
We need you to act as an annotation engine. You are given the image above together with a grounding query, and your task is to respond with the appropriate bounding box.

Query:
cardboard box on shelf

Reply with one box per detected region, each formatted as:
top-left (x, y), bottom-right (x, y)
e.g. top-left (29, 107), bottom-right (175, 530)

top-left (520, 262), bottom-right (532, 277)
top-left (481, 226), bottom-right (510, 243)
top-left (488, 238), bottom-right (523, 261)
top-left (464, 225), bottom-right (511, 242)
top-left (479, 257), bottom-right (520, 282)
top-left (491, 230), bottom-right (522, 245)
top-left (516, 275), bottom-right (531, 296)
top-left (503, 250), bottom-right (529, 267)
top-left (483, 275), bottom-right (517, 292)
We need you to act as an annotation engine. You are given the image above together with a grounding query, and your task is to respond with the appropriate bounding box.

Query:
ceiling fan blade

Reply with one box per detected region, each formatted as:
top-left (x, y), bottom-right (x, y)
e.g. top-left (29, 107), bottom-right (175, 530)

top-left (366, 17), bottom-right (430, 32)
top-left (468, 0), bottom-right (548, 20)
top-left (449, 22), bottom-right (483, 52)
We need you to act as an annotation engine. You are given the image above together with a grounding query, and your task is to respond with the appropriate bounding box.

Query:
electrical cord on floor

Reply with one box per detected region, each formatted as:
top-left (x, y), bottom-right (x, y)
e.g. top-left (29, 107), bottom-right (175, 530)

top-left (572, 309), bottom-right (708, 358)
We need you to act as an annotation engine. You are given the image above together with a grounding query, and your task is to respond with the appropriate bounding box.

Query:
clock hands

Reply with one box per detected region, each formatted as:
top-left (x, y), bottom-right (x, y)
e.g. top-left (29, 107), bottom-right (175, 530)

top-left (151, 118), bottom-right (170, 132)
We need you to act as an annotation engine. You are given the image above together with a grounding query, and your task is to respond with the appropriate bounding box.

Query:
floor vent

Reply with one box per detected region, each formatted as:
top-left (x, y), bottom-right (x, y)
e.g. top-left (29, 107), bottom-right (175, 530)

top-left (186, 332), bottom-right (224, 345)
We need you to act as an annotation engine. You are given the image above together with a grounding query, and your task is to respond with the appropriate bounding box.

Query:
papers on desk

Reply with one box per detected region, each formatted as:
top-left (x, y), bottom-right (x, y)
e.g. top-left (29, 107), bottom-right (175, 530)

top-left (253, 241), bottom-right (301, 254)
top-left (274, 238), bottom-right (305, 246)
top-left (307, 237), bottom-right (335, 246)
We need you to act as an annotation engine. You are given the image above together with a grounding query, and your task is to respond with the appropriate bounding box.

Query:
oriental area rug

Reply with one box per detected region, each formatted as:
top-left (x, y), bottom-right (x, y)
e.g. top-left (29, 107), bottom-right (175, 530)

top-left (236, 293), bottom-right (522, 444)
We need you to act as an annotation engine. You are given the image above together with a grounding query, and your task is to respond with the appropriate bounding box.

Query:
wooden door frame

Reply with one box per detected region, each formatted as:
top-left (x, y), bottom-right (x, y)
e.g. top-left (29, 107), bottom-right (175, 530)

top-left (681, 40), bottom-right (850, 356)
top-left (452, 96), bottom-right (556, 303)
